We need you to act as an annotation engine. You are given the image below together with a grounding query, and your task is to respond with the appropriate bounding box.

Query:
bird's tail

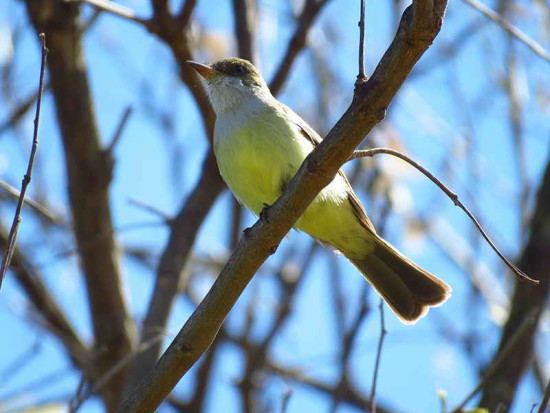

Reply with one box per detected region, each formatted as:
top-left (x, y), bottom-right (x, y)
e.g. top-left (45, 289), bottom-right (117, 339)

top-left (348, 236), bottom-right (451, 324)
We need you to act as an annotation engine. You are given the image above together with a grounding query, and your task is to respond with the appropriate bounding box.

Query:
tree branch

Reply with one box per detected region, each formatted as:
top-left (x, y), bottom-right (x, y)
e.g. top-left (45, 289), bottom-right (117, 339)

top-left (461, 0), bottom-right (550, 63)
top-left (537, 377), bottom-right (550, 413)
top-left (370, 299), bottom-right (387, 413)
top-left (479, 155), bottom-right (550, 410)
top-left (0, 33), bottom-right (47, 290)
top-left (118, 1), bottom-right (449, 410)
top-left (348, 148), bottom-right (538, 284)
top-left (269, 0), bottom-right (331, 95)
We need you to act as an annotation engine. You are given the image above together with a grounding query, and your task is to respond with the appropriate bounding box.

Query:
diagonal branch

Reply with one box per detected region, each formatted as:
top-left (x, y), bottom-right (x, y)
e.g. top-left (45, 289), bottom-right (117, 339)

top-left (118, 1), bottom-right (450, 410)
top-left (461, 0), bottom-right (550, 63)
top-left (269, 0), bottom-right (332, 95)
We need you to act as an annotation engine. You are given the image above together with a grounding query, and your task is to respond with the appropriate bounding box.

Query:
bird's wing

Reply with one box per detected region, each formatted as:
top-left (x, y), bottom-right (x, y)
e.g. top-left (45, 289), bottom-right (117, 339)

top-left (279, 103), bottom-right (377, 235)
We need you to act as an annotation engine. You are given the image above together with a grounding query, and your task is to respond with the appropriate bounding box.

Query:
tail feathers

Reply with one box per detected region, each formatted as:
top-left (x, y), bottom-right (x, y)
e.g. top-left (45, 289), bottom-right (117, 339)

top-left (350, 237), bottom-right (451, 324)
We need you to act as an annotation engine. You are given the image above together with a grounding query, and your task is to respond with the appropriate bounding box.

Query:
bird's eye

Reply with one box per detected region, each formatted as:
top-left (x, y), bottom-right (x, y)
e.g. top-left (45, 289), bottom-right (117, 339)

top-left (234, 65), bottom-right (246, 74)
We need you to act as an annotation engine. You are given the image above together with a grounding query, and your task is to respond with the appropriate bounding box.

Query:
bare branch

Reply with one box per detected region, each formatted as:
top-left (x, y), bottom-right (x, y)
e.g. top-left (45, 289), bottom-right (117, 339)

top-left (537, 377), bottom-right (550, 413)
top-left (128, 197), bottom-right (172, 222)
top-left (150, 0), bottom-right (169, 18)
top-left (178, 0), bottom-right (198, 26)
top-left (232, 0), bottom-right (256, 62)
top-left (479, 155), bottom-right (550, 410)
top-left (0, 84), bottom-right (50, 135)
top-left (118, 2), bottom-right (450, 410)
top-left (267, 360), bottom-right (392, 413)
top-left (451, 307), bottom-right (538, 412)
top-left (370, 299), bottom-right (387, 413)
top-left (462, 0), bottom-right (550, 63)
top-left (65, 0), bottom-right (148, 25)
top-left (0, 33), bottom-right (47, 290)
top-left (357, 0), bottom-right (367, 82)
top-left (0, 180), bottom-right (64, 226)
top-left (269, 0), bottom-right (331, 95)
top-left (105, 106), bottom-right (133, 154)
top-left (348, 148), bottom-right (538, 284)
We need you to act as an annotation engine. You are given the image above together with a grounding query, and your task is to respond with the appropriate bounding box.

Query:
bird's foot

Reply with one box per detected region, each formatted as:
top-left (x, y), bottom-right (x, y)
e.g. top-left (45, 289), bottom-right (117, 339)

top-left (260, 203), bottom-right (271, 223)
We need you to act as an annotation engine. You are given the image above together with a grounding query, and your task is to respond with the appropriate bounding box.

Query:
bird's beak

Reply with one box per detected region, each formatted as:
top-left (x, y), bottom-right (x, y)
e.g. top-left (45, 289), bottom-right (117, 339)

top-left (186, 61), bottom-right (218, 80)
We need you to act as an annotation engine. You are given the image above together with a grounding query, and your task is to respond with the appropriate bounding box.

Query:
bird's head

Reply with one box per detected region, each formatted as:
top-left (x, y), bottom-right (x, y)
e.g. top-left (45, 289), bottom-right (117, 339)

top-left (187, 58), bottom-right (271, 114)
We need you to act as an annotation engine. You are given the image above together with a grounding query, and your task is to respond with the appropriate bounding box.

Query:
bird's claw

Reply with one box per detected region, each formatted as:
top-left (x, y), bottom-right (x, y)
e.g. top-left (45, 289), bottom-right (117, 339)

top-left (260, 203), bottom-right (271, 223)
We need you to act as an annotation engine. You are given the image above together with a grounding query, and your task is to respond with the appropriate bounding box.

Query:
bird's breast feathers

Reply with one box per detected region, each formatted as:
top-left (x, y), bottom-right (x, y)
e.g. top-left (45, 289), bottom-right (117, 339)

top-left (214, 105), bottom-right (312, 215)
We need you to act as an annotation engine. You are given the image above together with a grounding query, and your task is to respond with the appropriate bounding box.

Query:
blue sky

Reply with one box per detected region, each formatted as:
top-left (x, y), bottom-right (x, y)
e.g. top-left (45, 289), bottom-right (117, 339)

top-left (0, 0), bottom-right (549, 412)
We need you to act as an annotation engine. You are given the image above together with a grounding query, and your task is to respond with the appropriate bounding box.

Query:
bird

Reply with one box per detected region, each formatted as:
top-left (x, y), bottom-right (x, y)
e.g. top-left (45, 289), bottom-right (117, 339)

top-left (187, 57), bottom-right (451, 324)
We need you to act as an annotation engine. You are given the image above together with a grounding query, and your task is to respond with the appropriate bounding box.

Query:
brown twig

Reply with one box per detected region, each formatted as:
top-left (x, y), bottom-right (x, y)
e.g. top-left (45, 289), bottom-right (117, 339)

top-left (537, 377), bottom-right (550, 413)
top-left (0, 33), bottom-right (47, 290)
top-left (451, 307), bottom-right (538, 412)
top-left (369, 299), bottom-right (386, 413)
top-left (281, 389), bottom-right (293, 413)
top-left (348, 148), bottom-right (539, 285)
top-left (357, 0), bottom-right (367, 82)
top-left (106, 106), bottom-right (133, 153)
top-left (0, 180), bottom-right (63, 226)
top-left (0, 84), bottom-right (50, 134)
top-left (267, 360), bottom-right (391, 413)
top-left (178, 0), bottom-right (197, 26)
top-left (128, 197), bottom-right (172, 222)
top-left (232, 0), bottom-right (256, 62)
top-left (269, 0), bottom-right (331, 95)
top-left (461, 0), bottom-right (550, 63)
top-left (65, 0), bottom-right (148, 25)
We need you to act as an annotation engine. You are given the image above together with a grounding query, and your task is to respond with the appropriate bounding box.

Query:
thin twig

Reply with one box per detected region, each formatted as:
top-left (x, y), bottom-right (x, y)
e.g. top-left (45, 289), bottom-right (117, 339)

top-left (281, 389), bottom-right (293, 413)
top-left (537, 377), bottom-right (550, 413)
top-left (357, 0), bottom-right (367, 82)
top-left (462, 0), bottom-right (550, 63)
top-left (65, 0), bottom-right (148, 25)
top-left (369, 299), bottom-right (386, 413)
top-left (0, 33), bottom-right (48, 290)
top-left (128, 197), bottom-right (172, 222)
top-left (348, 148), bottom-right (539, 285)
top-left (451, 307), bottom-right (539, 412)
top-left (106, 106), bottom-right (133, 153)
top-left (179, 0), bottom-right (198, 26)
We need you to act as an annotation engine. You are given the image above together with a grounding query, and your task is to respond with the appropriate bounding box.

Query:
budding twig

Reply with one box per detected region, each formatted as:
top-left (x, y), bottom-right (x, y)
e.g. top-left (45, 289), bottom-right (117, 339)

top-left (0, 33), bottom-right (48, 290)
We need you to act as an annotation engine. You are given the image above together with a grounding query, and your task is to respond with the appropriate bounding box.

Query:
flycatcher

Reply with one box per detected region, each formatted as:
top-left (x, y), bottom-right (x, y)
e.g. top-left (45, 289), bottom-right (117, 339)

top-left (188, 58), bottom-right (451, 324)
